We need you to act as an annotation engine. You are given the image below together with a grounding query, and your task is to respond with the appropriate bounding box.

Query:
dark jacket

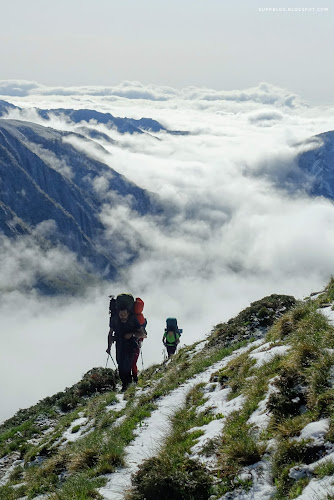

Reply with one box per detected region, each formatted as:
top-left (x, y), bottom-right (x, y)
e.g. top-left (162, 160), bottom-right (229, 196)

top-left (110, 314), bottom-right (141, 351)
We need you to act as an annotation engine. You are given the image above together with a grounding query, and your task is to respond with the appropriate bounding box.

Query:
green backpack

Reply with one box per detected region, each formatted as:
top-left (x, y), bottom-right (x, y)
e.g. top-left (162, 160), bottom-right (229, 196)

top-left (165, 330), bottom-right (180, 345)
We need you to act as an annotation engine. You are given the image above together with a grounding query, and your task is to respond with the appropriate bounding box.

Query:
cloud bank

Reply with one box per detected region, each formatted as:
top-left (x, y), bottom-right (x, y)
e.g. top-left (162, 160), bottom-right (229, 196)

top-left (1, 80), bottom-right (334, 422)
top-left (0, 79), bottom-right (304, 108)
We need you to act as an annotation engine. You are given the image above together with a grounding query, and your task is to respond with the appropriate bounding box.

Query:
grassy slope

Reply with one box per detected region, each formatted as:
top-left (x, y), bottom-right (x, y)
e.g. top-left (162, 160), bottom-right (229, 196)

top-left (2, 285), bottom-right (334, 499)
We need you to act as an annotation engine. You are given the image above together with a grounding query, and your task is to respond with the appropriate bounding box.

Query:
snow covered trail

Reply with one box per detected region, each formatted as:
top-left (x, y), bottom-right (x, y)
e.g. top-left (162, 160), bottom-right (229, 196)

top-left (98, 343), bottom-right (256, 500)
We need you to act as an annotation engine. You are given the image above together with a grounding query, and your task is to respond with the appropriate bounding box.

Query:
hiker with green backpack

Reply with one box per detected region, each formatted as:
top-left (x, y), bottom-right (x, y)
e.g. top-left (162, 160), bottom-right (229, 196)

top-left (163, 317), bottom-right (182, 358)
top-left (107, 293), bottom-right (147, 391)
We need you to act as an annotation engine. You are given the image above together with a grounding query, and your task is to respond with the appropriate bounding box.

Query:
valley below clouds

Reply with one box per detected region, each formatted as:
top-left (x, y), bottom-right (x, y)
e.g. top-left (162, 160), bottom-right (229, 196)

top-left (1, 80), bottom-right (334, 422)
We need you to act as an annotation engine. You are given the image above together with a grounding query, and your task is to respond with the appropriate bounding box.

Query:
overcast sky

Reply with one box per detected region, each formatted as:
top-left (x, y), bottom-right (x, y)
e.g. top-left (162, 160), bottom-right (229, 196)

top-left (0, 0), bottom-right (333, 104)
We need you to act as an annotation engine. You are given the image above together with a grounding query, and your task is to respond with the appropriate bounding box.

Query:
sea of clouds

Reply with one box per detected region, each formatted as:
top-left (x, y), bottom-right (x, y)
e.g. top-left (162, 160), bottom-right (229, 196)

top-left (1, 80), bottom-right (334, 422)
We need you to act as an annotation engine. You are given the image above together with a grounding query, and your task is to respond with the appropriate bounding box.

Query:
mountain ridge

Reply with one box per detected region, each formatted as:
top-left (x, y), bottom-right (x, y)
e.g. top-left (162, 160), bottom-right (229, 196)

top-left (0, 99), bottom-right (187, 136)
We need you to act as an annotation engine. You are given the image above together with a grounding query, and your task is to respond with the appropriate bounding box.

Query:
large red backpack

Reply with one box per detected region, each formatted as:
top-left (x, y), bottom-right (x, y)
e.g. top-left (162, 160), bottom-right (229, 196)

top-left (134, 297), bottom-right (147, 343)
top-left (134, 297), bottom-right (145, 326)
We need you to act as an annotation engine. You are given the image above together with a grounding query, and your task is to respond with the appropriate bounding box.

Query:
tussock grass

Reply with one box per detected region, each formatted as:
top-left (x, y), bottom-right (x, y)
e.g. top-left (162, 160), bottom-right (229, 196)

top-left (315, 276), bottom-right (334, 305)
top-left (217, 352), bottom-right (255, 396)
top-left (267, 304), bottom-right (305, 342)
top-left (163, 383), bottom-right (210, 456)
top-left (71, 425), bottom-right (81, 434)
top-left (216, 409), bottom-right (266, 495)
top-left (0, 420), bottom-right (41, 459)
top-left (209, 294), bottom-right (296, 346)
top-left (47, 473), bottom-right (105, 499)
top-left (271, 438), bottom-right (319, 498)
top-left (0, 484), bottom-right (26, 500)
top-left (288, 477), bottom-right (311, 498)
top-left (266, 367), bottom-right (307, 421)
top-left (68, 448), bottom-right (100, 472)
top-left (8, 464), bottom-right (24, 483)
top-left (129, 455), bottom-right (212, 500)
top-left (274, 414), bottom-right (313, 438)
top-left (314, 459), bottom-right (334, 479)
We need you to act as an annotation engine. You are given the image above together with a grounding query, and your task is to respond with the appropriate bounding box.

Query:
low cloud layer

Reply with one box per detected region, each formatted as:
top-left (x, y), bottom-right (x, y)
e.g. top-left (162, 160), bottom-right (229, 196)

top-left (0, 79), bottom-right (305, 108)
top-left (1, 81), bottom-right (334, 423)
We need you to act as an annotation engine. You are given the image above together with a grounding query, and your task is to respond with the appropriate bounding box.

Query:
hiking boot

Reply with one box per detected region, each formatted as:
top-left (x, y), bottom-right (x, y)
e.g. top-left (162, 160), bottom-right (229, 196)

top-left (121, 383), bottom-right (129, 392)
top-left (133, 375), bottom-right (138, 383)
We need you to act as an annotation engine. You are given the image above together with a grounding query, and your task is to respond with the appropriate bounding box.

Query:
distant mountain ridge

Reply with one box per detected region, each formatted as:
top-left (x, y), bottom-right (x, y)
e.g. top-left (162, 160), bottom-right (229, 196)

top-left (0, 99), bottom-right (187, 136)
top-left (37, 108), bottom-right (167, 135)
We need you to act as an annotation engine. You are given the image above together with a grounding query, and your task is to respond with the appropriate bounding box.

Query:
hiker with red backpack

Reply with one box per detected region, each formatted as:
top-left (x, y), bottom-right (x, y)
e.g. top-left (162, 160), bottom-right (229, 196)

top-left (107, 294), bottom-right (147, 391)
top-left (163, 317), bottom-right (182, 358)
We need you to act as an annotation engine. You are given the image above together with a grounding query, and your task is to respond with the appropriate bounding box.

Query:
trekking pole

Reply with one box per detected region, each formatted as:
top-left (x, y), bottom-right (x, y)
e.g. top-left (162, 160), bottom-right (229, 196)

top-left (140, 349), bottom-right (144, 370)
top-left (109, 352), bottom-right (117, 370)
top-left (105, 354), bottom-right (109, 369)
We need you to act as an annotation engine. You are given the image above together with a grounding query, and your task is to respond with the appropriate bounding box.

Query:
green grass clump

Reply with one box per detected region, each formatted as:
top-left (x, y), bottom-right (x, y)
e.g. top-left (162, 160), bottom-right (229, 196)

top-left (0, 419), bottom-right (41, 458)
top-left (315, 276), bottom-right (334, 304)
top-left (8, 464), bottom-right (24, 483)
top-left (48, 473), bottom-right (106, 499)
top-left (71, 425), bottom-right (81, 434)
top-left (129, 455), bottom-right (212, 500)
top-left (0, 484), bottom-right (26, 500)
top-left (209, 294), bottom-right (296, 346)
top-left (266, 367), bottom-right (307, 421)
top-left (272, 439), bottom-right (320, 498)
top-left (313, 459), bottom-right (334, 479)
top-left (217, 352), bottom-right (255, 396)
top-left (216, 410), bottom-right (265, 491)
top-left (273, 414), bottom-right (312, 439)
top-left (288, 477), bottom-right (311, 498)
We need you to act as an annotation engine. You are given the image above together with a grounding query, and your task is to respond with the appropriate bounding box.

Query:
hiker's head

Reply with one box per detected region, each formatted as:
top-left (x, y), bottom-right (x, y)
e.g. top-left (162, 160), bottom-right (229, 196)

top-left (119, 309), bottom-right (130, 322)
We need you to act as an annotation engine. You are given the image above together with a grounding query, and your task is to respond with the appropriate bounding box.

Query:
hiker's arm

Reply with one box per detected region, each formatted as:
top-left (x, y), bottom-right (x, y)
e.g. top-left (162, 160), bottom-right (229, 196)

top-left (123, 329), bottom-right (147, 340)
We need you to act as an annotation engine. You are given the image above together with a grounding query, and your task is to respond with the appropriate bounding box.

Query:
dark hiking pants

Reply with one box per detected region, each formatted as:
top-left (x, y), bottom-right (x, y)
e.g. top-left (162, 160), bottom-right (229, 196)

top-left (116, 341), bottom-right (136, 388)
top-left (167, 344), bottom-right (177, 357)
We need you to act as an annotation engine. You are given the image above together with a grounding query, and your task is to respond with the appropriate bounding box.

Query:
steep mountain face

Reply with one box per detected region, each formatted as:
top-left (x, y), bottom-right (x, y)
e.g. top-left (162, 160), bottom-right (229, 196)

top-left (0, 119), bottom-right (158, 290)
top-left (297, 131), bottom-right (334, 200)
top-left (2, 286), bottom-right (334, 499)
